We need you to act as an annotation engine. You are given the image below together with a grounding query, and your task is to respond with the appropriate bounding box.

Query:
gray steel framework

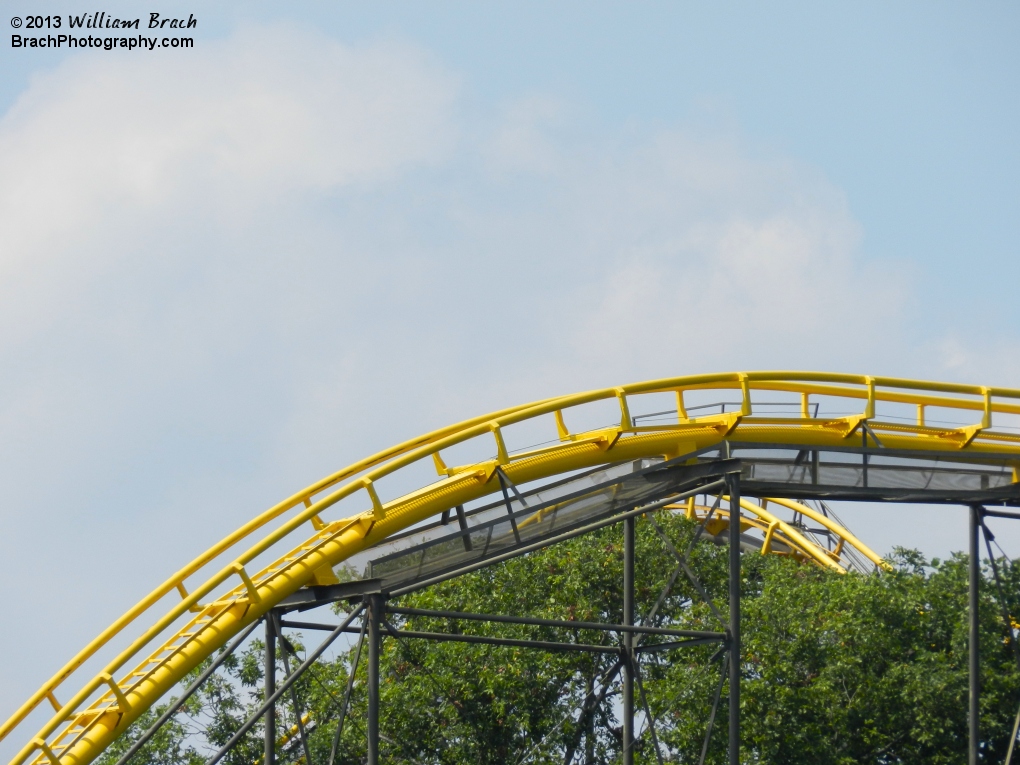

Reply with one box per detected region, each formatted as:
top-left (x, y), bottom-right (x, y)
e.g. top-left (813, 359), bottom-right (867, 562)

top-left (108, 444), bottom-right (1020, 765)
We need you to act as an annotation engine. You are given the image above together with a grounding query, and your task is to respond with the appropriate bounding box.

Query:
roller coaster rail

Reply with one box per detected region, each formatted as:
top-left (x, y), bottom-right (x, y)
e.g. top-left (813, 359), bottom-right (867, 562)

top-left (4, 371), bottom-right (1020, 765)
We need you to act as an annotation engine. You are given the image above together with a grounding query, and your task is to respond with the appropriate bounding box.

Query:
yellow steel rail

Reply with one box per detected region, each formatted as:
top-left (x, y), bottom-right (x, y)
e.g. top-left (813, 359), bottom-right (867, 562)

top-left (676, 497), bottom-right (889, 573)
top-left (4, 372), bottom-right (1020, 765)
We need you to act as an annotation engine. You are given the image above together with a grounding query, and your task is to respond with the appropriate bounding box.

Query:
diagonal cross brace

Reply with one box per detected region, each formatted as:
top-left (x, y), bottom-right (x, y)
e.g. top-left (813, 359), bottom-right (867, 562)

top-left (496, 468), bottom-right (524, 544)
top-left (640, 494), bottom-right (724, 639)
top-left (647, 512), bottom-right (727, 629)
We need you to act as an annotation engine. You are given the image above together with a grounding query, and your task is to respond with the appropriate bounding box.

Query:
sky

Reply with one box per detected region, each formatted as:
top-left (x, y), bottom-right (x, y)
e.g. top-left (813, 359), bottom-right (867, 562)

top-left (1, 0), bottom-right (1019, 748)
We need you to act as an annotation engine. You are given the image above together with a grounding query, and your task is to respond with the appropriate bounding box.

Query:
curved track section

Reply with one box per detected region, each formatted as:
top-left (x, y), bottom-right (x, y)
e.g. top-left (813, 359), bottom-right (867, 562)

top-left (4, 372), bottom-right (1020, 765)
top-left (678, 496), bottom-right (887, 573)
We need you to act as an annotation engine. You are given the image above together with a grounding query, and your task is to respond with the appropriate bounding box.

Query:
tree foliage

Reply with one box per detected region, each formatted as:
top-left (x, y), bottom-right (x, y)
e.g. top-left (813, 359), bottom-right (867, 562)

top-left (100, 511), bottom-right (1020, 764)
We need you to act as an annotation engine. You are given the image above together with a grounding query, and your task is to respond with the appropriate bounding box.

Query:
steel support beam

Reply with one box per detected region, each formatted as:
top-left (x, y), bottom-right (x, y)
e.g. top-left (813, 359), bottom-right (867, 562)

top-left (112, 620), bottom-right (261, 765)
top-left (327, 618), bottom-right (367, 765)
top-left (386, 606), bottom-right (723, 640)
top-left (636, 637), bottom-right (732, 653)
top-left (496, 468), bottom-right (524, 544)
top-left (275, 579), bottom-right (382, 613)
top-left (454, 504), bottom-right (473, 551)
top-left (388, 475), bottom-right (733, 598)
top-left (970, 504), bottom-right (981, 765)
top-left (728, 471), bottom-right (741, 765)
top-left (623, 515), bottom-right (635, 765)
top-left (984, 508), bottom-right (1020, 521)
top-left (278, 632), bottom-right (314, 765)
top-left (205, 606), bottom-right (365, 765)
top-left (699, 656), bottom-right (728, 765)
top-left (281, 619), bottom-right (718, 654)
top-left (264, 617), bottom-right (276, 765)
top-left (367, 593), bottom-right (383, 765)
top-left (382, 628), bottom-right (621, 654)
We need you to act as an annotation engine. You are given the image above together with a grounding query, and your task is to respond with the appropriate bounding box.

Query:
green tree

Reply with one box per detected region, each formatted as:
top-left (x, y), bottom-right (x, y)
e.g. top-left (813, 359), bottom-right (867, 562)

top-left (100, 511), bottom-right (1020, 764)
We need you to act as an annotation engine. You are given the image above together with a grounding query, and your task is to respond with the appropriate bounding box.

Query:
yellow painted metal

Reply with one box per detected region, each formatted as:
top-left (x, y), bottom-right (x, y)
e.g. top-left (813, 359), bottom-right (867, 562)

top-left (688, 506), bottom-right (827, 568)
top-left (763, 497), bottom-right (890, 570)
top-left (732, 498), bottom-right (845, 571)
top-left (276, 714), bottom-right (311, 749)
top-left (4, 371), bottom-right (1020, 765)
top-left (681, 497), bottom-right (885, 573)
top-left (251, 713), bottom-right (312, 765)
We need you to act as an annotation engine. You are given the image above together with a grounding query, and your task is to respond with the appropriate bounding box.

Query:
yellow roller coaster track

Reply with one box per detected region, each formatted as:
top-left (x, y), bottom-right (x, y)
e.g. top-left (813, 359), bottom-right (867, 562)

top-left (674, 497), bottom-right (888, 573)
top-left (4, 372), bottom-right (1020, 765)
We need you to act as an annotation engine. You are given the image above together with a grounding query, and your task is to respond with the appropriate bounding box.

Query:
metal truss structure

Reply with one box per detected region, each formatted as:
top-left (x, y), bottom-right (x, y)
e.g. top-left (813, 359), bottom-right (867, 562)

top-left (3, 372), bottom-right (1020, 765)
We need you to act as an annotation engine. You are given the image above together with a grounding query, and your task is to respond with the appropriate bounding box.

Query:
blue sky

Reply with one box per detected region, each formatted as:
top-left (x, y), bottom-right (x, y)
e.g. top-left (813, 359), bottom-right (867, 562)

top-left (1, 0), bottom-right (1018, 744)
top-left (6, 2), bottom-right (1018, 320)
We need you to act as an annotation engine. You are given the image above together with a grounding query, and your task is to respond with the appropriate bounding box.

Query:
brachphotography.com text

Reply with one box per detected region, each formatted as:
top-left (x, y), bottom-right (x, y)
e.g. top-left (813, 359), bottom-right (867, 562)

top-left (10, 12), bottom-right (197, 50)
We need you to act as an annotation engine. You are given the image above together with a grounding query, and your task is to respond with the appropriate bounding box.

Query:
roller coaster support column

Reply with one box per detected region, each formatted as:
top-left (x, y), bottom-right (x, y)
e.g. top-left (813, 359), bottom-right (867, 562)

top-left (970, 504), bottom-right (981, 765)
top-left (622, 515), bottom-right (635, 765)
top-left (264, 617), bottom-right (276, 765)
top-left (367, 593), bottom-right (384, 765)
top-left (728, 471), bottom-right (741, 765)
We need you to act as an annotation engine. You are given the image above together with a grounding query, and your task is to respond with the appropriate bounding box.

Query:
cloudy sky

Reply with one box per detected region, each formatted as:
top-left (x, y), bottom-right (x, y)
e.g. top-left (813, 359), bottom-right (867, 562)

top-left (1, 0), bottom-right (1019, 741)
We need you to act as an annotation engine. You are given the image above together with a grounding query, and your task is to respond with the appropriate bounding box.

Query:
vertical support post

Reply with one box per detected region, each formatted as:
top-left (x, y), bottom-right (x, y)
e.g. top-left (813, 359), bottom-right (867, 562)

top-left (264, 615), bottom-right (276, 765)
top-left (585, 673), bottom-right (595, 765)
top-left (622, 516), bottom-right (635, 765)
top-left (367, 594), bottom-right (383, 765)
top-left (862, 429), bottom-right (869, 488)
top-left (727, 472), bottom-right (741, 765)
top-left (969, 505), bottom-right (981, 765)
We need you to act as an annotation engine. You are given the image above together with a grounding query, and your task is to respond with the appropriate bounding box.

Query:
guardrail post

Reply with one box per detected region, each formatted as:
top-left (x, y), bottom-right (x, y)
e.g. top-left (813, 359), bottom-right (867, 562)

top-left (264, 616), bottom-right (276, 765)
top-left (728, 471), bottom-right (742, 765)
top-left (622, 515), bottom-right (635, 765)
top-left (970, 504), bottom-right (981, 765)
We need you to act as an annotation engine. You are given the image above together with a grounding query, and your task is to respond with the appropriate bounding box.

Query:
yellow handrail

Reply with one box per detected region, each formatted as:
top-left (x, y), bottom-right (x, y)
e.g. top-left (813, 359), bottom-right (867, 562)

top-left (764, 497), bottom-right (889, 570)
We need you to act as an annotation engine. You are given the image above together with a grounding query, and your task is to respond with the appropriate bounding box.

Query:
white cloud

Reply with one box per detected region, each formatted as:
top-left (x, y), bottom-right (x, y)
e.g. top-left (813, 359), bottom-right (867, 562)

top-left (0, 26), bottom-right (460, 732)
top-left (0, 25), bottom-right (457, 350)
top-left (482, 94), bottom-right (568, 175)
top-left (437, 128), bottom-right (909, 390)
top-left (934, 334), bottom-right (1020, 389)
